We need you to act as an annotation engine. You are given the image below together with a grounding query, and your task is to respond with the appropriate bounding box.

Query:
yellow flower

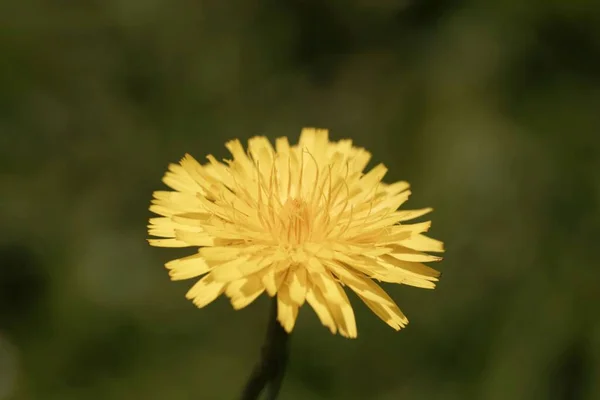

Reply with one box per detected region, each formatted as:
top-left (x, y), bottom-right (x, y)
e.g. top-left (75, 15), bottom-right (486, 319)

top-left (148, 128), bottom-right (443, 338)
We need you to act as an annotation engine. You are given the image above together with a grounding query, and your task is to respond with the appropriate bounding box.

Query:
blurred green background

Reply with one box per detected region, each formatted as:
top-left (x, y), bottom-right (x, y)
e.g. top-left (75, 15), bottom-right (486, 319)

top-left (1, 0), bottom-right (599, 399)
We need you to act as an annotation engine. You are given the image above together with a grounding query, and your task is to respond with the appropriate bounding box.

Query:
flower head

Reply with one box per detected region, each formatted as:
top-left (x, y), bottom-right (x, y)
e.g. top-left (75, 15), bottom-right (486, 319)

top-left (148, 128), bottom-right (443, 338)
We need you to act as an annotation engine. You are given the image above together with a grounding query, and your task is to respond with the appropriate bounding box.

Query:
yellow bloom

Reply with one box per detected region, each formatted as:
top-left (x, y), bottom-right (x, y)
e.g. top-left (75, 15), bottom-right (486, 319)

top-left (148, 128), bottom-right (443, 338)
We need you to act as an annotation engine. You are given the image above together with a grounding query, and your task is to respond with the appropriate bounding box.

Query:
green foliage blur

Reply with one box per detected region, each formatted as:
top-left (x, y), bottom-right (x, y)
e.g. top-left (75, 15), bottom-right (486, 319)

top-left (1, 0), bottom-right (599, 399)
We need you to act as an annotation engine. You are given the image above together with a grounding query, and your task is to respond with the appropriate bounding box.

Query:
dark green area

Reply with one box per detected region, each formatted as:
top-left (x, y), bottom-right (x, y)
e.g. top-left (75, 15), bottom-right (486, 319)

top-left (1, 0), bottom-right (599, 399)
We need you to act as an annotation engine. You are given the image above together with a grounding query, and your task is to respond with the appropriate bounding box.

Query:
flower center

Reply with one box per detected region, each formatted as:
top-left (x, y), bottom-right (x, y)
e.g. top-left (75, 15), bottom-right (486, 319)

top-left (276, 197), bottom-right (312, 246)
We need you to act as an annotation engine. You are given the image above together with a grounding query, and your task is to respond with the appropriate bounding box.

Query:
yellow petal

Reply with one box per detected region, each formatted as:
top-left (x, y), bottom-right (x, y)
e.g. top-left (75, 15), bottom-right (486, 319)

top-left (388, 245), bottom-right (443, 263)
top-left (165, 252), bottom-right (211, 281)
top-left (383, 180), bottom-right (410, 195)
top-left (287, 267), bottom-right (308, 306)
top-left (211, 256), bottom-right (272, 282)
top-left (325, 261), bottom-right (395, 306)
top-left (327, 264), bottom-right (407, 330)
top-left (309, 269), bottom-right (347, 305)
top-left (298, 128), bottom-right (329, 167)
top-left (370, 190), bottom-right (411, 213)
top-left (199, 245), bottom-right (268, 262)
top-left (308, 268), bottom-right (357, 338)
top-left (205, 154), bottom-right (236, 189)
top-left (147, 238), bottom-right (190, 248)
top-left (374, 271), bottom-right (438, 289)
top-left (328, 298), bottom-right (357, 339)
top-left (248, 136), bottom-right (276, 181)
top-left (225, 275), bottom-right (265, 310)
top-left (174, 230), bottom-right (215, 246)
top-left (298, 128), bottom-right (319, 151)
top-left (148, 217), bottom-right (178, 237)
top-left (400, 233), bottom-right (445, 253)
top-left (395, 207), bottom-right (433, 221)
top-left (360, 295), bottom-right (408, 331)
top-left (148, 204), bottom-right (176, 217)
top-left (378, 254), bottom-right (440, 279)
top-left (348, 147), bottom-right (371, 173)
top-left (162, 164), bottom-right (202, 194)
top-left (225, 139), bottom-right (254, 174)
top-left (151, 190), bottom-right (202, 209)
top-left (358, 163), bottom-right (388, 193)
top-left (306, 284), bottom-right (337, 334)
top-left (344, 254), bottom-right (438, 288)
top-left (186, 274), bottom-right (225, 307)
top-left (277, 280), bottom-right (299, 333)
top-left (179, 154), bottom-right (209, 186)
top-left (394, 220), bottom-right (432, 234)
top-left (262, 264), bottom-right (288, 296)
top-left (171, 212), bottom-right (212, 227)
top-left (353, 209), bottom-right (417, 234)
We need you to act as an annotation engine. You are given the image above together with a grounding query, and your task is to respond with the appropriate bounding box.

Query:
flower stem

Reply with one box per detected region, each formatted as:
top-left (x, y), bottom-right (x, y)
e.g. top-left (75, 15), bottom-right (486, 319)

top-left (240, 297), bottom-right (290, 400)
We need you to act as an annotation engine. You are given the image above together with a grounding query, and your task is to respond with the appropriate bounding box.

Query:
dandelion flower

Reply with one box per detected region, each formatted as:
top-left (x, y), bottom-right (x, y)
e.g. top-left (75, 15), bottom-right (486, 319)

top-left (148, 128), bottom-right (443, 338)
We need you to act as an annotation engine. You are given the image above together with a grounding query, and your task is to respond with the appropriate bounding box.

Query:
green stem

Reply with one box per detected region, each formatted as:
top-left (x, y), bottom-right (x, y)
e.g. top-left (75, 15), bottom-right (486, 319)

top-left (240, 297), bottom-right (290, 400)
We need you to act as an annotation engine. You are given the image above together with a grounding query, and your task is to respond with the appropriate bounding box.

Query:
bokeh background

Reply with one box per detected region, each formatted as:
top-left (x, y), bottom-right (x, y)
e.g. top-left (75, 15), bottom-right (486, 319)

top-left (1, 0), bottom-right (600, 399)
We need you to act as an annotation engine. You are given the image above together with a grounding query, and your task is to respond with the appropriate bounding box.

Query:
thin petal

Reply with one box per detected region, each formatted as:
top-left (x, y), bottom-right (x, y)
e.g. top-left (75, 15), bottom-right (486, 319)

top-left (326, 263), bottom-right (408, 331)
top-left (388, 245), bottom-right (443, 263)
top-left (186, 274), bottom-right (225, 307)
top-left (371, 190), bottom-right (411, 213)
top-left (165, 252), bottom-right (211, 281)
top-left (152, 191), bottom-right (203, 212)
top-left (328, 298), bottom-right (357, 339)
top-left (225, 139), bottom-right (254, 174)
top-left (171, 212), bottom-right (212, 227)
top-left (308, 268), bottom-right (357, 338)
top-left (211, 256), bottom-right (272, 282)
top-left (378, 254), bottom-right (441, 280)
top-left (348, 147), bottom-right (372, 173)
top-left (147, 238), bottom-right (190, 248)
top-left (262, 261), bottom-right (289, 296)
top-left (325, 261), bottom-right (395, 306)
top-left (358, 164), bottom-right (388, 194)
top-left (339, 254), bottom-right (438, 289)
top-left (308, 264), bottom-right (347, 305)
top-left (400, 233), bottom-right (445, 252)
top-left (277, 280), bottom-right (299, 333)
top-left (306, 284), bottom-right (337, 334)
top-left (174, 230), bottom-right (215, 246)
top-left (248, 136), bottom-right (276, 181)
top-left (360, 295), bottom-right (408, 331)
top-left (395, 208), bottom-right (433, 221)
top-left (148, 217), bottom-right (179, 238)
top-left (383, 180), bottom-right (410, 195)
top-left (287, 267), bottom-right (308, 306)
top-left (225, 275), bottom-right (266, 310)
top-left (162, 163), bottom-right (202, 194)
